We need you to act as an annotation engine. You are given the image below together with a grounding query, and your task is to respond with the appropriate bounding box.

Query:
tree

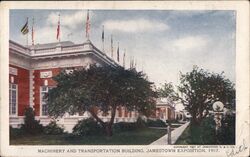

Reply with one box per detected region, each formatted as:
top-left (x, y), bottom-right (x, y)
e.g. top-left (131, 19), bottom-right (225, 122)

top-left (159, 66), bottom-right (235, 125)
top-left (21, 107), bottom-right (44, 134)
top-left (157, 83), bottom-right (175, 98)
top-left (47, 65), bottom-right (157, 136)
top-left (178, 66), bottom-right (235, 125)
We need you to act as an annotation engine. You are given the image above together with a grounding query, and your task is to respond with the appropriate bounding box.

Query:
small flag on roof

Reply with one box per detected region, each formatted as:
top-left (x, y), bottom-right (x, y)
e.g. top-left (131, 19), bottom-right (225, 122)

top-left (21, 18), bottom-right (29, 35)
top-left (102, 25), bottom-right (104, 42)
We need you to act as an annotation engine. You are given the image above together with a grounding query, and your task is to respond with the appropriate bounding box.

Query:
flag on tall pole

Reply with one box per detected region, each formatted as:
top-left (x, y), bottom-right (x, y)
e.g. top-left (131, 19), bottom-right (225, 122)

top-left (85, 10), bottom-right (90, 39)
top-left (111, 35), bottom-right (113, 58)
top-left (56, 14), bottom-right (60, 41)
top-left (21, 18), bottom-right (29, 35)
top-left (123, 49), bottom-right (126, 68)
top-left (102, 25), bottom-right (104, 52)
top-left (31, 17), bottom-right (34, 46)
top-left (21, 17), bottom-right (29, 46)
top-left (117, 42), bottom-right (120, 62)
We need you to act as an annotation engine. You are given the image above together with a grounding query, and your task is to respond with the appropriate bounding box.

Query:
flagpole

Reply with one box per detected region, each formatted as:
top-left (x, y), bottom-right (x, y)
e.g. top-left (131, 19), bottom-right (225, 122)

top-left (86, 10), bottom-right (90, 40)
top-left (26, 17), bottom-right (29, 47)
top-left (141, 60), bottom-right (144, 72)
top-left (117, 42), bottom-right (119, 63)
top-left (135, 58), bottom-right (137, 70)
top-left (59, 14), bottom-right (60, 42)
top-left (32, 17), bottom-right (34, 46)
top-left (111, 34), bottom-right (113, 58)
top-left (123, 49), bottom-right (126, 68)
top-left (132, 56), bottom-right (135, 68)
top-left (102, 25), bottom-right (104, 53)
top-left (130, 56), bottom-right (132, 69)
top-left (26, 31), bottom-right (28, 46)
top-left (102, 40), bottom-right (104, 53)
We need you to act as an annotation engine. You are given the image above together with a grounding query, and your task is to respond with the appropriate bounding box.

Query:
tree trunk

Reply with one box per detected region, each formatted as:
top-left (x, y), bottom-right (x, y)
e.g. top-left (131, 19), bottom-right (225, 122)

top-left (104, 123), bottom-right (113, 136)
top-left (104, 106), bottom-right (117, 137)
top-left (88, 106), bottom-right (117, 136)
top-left (88, 108), bottom-right (105, 126)
top-left (191, 112), bottom-right (201, 126)
top-left (190, 105), bottom-right (204, 126)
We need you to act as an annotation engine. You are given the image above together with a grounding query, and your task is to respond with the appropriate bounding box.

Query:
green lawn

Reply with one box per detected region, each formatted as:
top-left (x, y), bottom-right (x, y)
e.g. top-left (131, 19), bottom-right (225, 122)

top-left (10, 128), bottom-right (166, 145)
top-left (174, 125), bottom-right (191, 145)
top-left (175, 123), bottom-right (216, 145)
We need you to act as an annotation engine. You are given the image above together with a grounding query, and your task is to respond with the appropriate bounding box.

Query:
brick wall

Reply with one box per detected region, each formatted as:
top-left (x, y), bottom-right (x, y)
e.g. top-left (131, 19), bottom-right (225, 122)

top-left (33, 68), bottom-right (61, 116)
top-left (9, 65), bottom-right (30, 116)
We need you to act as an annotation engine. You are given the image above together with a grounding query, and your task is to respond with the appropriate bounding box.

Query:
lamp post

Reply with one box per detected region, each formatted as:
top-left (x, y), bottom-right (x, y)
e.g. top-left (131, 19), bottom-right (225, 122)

top-left (212, 101), bottom-right (224, 136)
top-left (166, 120), bottom-right (171, 144)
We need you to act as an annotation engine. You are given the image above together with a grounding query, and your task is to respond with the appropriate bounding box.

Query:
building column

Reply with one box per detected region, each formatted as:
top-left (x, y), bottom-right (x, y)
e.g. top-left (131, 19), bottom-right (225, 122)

top-left (121, 107), bottom-right (125, 118)
top-left (165, 107), bottom-right (168, 120)
top-left (29, 70), bottom-right (34, 108)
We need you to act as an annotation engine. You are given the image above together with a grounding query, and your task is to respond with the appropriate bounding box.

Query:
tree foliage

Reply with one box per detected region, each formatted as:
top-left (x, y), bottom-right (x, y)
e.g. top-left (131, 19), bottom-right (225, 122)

top-left (159, 66), bottom-right (235, 125)
top-left (157, 83), bottom-right (175, 98)
top-left (47, 65), bottom-right (157, 136)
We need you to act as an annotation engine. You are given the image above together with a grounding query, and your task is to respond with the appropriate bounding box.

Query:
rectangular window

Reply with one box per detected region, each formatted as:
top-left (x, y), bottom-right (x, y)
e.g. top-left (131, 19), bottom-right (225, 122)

top-left (9, 84), bottom-right (17, 116)
top-left (40, 86), bottom-right (53, 116)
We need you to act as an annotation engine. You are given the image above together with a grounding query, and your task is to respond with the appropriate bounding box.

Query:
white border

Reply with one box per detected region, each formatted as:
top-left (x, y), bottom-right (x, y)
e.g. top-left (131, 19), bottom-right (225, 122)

top-left (0, 1), bottom-right (249, 157)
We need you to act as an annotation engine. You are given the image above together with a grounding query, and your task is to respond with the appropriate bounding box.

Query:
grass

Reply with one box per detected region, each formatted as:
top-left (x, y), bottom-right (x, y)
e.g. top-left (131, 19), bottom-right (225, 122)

top-left (10, 128), bottom-right (166, 145)
top-left (174, 123), bottom-right (215, 145)
top-left (174, 125), bottom-right (191, 145)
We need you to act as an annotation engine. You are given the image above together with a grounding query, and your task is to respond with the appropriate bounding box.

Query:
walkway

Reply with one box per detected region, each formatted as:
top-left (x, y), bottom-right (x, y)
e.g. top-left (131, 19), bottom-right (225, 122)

top-left (150, 122), bottom-right (190, 145)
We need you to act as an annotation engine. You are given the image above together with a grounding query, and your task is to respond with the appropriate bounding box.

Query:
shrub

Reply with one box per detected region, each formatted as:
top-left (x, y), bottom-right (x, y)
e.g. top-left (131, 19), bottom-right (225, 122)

top-left (20, 107), bottom-right (43, 134)
top-left (10, 126), bottom-right (24, 138)
top-left (199, 116), bottom-right (216, 144)
top-left (113, 117), bottom-right (147, 133)
top-left (146, 119), bottom-right (166, 127)
top-left (190, 115), bottom-right (235, 145)
top-left (72, 118), bottom-right (102, 136)
top-left (44, 121), bottom-right (64, 135)
top-left (113, 122), bottom-right (138, 132)
top-left (217, 114), bottom-right (235, 144)
top-left (136, 117), bottom-right (147, 128)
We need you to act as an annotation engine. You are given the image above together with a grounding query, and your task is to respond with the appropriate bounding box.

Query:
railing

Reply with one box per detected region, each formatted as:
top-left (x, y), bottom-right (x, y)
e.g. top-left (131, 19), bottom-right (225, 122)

top-left (34, 44), bottom-right (86, 54)
top-left (34, 48), bottom-right (56, 54)
top-left (62, 45), bottom-right (85, 52)
top-left (9, 42), bottom-right (30, 55)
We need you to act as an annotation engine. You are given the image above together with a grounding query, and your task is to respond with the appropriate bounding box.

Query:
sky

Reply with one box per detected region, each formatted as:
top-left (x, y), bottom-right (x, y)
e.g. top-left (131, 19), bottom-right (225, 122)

top-left (10, 10), bottom-right (236, 89)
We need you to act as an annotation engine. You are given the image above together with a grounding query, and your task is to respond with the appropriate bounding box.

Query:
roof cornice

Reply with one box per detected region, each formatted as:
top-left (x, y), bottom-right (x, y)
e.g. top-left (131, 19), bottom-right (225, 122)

top-left (9, 40), bottom-right (120, 68)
